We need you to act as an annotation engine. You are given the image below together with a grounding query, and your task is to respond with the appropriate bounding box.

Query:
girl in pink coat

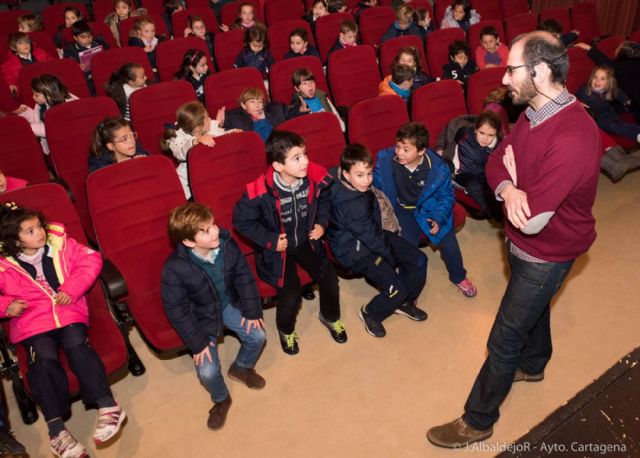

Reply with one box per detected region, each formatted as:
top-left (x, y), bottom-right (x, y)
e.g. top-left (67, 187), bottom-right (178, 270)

top-left (0, 203), bottom-right (126, 458)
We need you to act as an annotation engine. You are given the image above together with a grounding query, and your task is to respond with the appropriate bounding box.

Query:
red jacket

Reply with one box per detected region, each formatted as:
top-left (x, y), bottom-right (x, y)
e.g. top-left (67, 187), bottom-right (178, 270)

top-left (0, 223), bottom-right (102, 343)
top-left (1, 47), bottom-right (54, 87)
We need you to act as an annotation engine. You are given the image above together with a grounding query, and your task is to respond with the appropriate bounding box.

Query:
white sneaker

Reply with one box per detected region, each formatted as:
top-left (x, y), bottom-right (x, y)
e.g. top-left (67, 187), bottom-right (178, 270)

top-left (93, 403), bottom-right (127, 444)
top-left (50, 429), bottom-right (88, 458)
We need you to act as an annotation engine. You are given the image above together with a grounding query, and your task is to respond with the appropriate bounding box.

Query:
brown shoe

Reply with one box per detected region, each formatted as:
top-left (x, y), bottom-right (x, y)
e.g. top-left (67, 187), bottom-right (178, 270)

top-left (427, 417), bottom-right (493, 448)
top-left (207, 396), bottom-right (232, 430)
top-left (513, 368), bottom-right (544, 382)
top-left (228, 364), bottom-right (266, 389)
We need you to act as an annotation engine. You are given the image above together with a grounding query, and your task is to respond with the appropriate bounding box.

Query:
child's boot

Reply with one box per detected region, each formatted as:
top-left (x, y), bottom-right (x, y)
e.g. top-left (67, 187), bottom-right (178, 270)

top-left (207, 396), bottom-right (232, 430)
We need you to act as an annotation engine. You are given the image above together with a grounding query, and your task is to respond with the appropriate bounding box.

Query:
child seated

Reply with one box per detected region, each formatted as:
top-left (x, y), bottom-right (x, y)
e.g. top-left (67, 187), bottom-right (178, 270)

top-left (234, 23), bottom-right (274, 80)
top-left (373, 122), bottom-right (477, 297)
top-left (161, 202), bottom-right (267, 430)
top-left (0, 204), bottom-right (126, 457)
top-left (55, 6), bottom-right (85, 49)
top-left (233, 130), bottom-right (347, 354)
top-left (393, 46), bottom-right (433, 90)
top-left (63, 20), bottom-right (107, 95)
top-left (329, 19), bottom-right (359, 55)
top-left (184, 15), bottom-right (215, 58)
top-left (105, 0), bottom-right (148, 47)
top-left (0, 169), bottom-right (27, 194)
top-left (442, 40), bottom-right (478, 89)
top-left (303, 0), bottom-right (329, 33)
top-left (576, 66), bottom-right (640, 143)
top-left (378, 63), bottom-right (415, 103)
top-left (475, 25), bottom-right (508, 69)
top-left (539, 18), bottom-right (580, 48)
top-left (105, 62), bottom-right (148, 121)
top-left (220, 1), bottom-right (256, 31)
top-left (175, 49), bottom-right (210, 103)
top-left (328, 0), bottom-right (347, 13)
top-left (163, 101), bottom-right (231, 198)
top-left (89, 116), bottom-right (148, 172)
top-left (440, 0), bottom-right (479, 31)
top-left (327, 144), bottom-right (427, 338)
top-left (412, 7), bottom-right (434, 40)
top-left (128, 15), bottom-right (163, 71)
top-left (224, 87), bottom-right (289, 141)
top-left (284, 28), bottom-right (320, 60)
top-left (351, 0), bottom-right (377, 21)
top-left (16, 75), bottom-right (78, 155)
top-left (1, 33), bottom-right (53, 94)
top-left (162, 0), bottom-right (184, 36)
top-left (289, 68), bottom-right (345, 131)
top-left (381, 4), bottom-right (422, 43)
top-left (17, 14), bottom-right (42, 33)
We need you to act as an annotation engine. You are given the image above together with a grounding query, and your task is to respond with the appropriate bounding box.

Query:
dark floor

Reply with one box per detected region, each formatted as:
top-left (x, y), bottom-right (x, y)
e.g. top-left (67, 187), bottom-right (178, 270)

top-left (500, 347), bottom-right (640, 458)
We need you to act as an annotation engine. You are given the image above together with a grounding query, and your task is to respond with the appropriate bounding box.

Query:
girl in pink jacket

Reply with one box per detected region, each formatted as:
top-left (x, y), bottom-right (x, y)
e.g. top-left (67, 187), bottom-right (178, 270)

top-left (0, 203), bottom-right (126, 458)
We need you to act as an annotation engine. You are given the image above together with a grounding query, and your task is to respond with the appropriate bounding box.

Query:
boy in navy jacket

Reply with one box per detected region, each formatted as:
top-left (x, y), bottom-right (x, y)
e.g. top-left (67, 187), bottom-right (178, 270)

top-left (374, 122), bottom-right (477, 298)
top-left (63, 20), bottom-right (107, 94)
top-left (161, 203), bottom-right (266, 431)
top-left (233, 131), bottom-right (347, 355)
top-left (328, 145), bottom-right (427, 337)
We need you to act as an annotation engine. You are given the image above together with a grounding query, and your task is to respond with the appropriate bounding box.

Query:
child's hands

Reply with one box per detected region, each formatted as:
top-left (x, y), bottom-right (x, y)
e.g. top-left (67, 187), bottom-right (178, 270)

top-left (198, 134), bottom-right (215, 147)
top-left (55, 291), bottom-right (72, 305)
top-left (240, 318), bottom-right (265, 334)
top-left (426, 219), bottom-right (439, 235)
top-left (193, 342), bottom-right (215, 367)
top-left (6, 300), bottom-right (28, 317)
top-left (183, 27), bottom-right (192, 37)
top-left (79, 63), bottom-right (89, 72)
top-left (219, 24), bottom-right (230, 32)
top-left (12, 105), bottom-right (27, 114)
top-left (298, 95), bottom-right (310, 113)
top-left (309, 224), bottom-right (324, 240)
top-left (276, 233), bottom-right (288, 251)
top-left (216, 106), bottom-right (226, 125)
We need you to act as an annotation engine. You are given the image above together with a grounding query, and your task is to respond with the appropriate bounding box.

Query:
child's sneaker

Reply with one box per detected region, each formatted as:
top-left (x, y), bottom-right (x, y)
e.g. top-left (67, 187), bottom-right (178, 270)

top-left (278, 331), bottom-right (299, 355)
top-left (50, 429), bottom-right (88, 458)
top-left (394, 301), bottom-right (428, 321)
top-left (318, 314), bottom-right (348, 343)
top-left (456, 278), bottom-right (477, 297)
top-left (93, 403), bottom-right (127, 444)
top-left (358, 306), bottom-right (386, 338)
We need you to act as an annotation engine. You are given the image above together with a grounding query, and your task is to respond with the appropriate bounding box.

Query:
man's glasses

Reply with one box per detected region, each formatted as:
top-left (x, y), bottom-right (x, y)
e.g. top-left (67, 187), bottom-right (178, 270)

top-left (505, 64), bottom-right (528, 75)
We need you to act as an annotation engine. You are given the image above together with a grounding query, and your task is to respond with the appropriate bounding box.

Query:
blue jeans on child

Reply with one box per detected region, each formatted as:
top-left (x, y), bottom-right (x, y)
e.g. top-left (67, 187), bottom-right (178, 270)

top-left (462, 243), bottom-right (573, 430)
top-left (396, 207), bottom-right (467, 284)
top-left (195, 305), bottom-right (266, 403)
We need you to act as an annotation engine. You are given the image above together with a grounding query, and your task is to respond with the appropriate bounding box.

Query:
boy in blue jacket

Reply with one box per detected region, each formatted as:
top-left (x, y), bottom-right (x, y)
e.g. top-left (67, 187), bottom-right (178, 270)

top-left (233, 131), bottom-right (347, 355)
top-left (328, 144), bottom-right (427, 337)
top-left (374, 122), bottom-right (477, 297)
top-left (161, 203), bottom-right (266, 431)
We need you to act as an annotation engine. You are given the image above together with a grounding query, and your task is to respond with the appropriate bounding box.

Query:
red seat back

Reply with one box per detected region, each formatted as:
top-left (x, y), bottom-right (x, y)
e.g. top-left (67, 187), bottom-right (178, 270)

top-left (566, 46), bottom-right (594, 94)
top-left (265, 0), bottom-right (304, 26)
top-left (91, 47), bottom-right (155, 96)
top-left (0, 183), bottom-right (128, 393)
top-left (466, 67), bottom-right (506, 115)
top-left (213, 28), bottom-right (245, 70)
top-left (472, 0), bottom-right (502, 21)
top-left (87, 155), bottom-right (186, 351)
top-left (504, 13), bottom-right (537, 45)
top-left (539, 7), bottom-right (570, 33)
top-left (0, 10), bottom-right (29, 34)
top-left (172, 8), bottom-right (220, 39)
top-left (467, 20), bottom-right (505, 54)
top-left (279, 112), bottom-right (345, 169)
top-left (17, 58), bottom-right (90, 105)
top-left (426, 27), bottom-right (465, 78)
top-left (570, 2), bottom-right (601, 44)
top-left (379, 35), bottom-right (426, 77)
top-left (188, 131), bottom-right (265, 253)
top-left (629, 31), bottom-right (640, 43)
top-left (596, 35), bottom-right (625, 60)
top-left (205, 67), bottom-right (266, 115)
top-left (269, 56), bottom-right (327, 104)
top-left (314, 12), bottom-right (352, 63)
top-left (267, 19), bottom-right (315, 61)
top-left (433, 0), bottom-right (448, 27)
top-left (156, 36), bottom-right (213, 81)
top-left (93, 0), bottom-right (116, 22)
top-left (139, 0), bottom-right (165, 15)
top-left (129, 80), bottom-right (197, 155)
top-left (0, 76), bottom-right (20, 112)
top-left (327, 45), bottom-right (380, 108)
top-left (348, 95), bottom-right (408, 161)
top-left (28, 31), bottom-right (58, 63)
top-left (411, 80), bottom-right (467, 148)
top-left (499, 0), bottom-right (529, 19)
top-left (47, 97), bottom-right (121, 238)
top-left (90, 21), bottom-right (119, 50)
top-left (358, 6), bottom-right (394, 47)
top-left (42, 3), bottom-right (89, 35)
top-left (0, 116), bottom-right (49, 184)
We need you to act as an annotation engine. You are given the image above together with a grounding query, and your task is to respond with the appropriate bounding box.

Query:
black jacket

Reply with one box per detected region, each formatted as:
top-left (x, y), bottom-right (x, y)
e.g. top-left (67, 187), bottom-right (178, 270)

top-left (160, 230), bottom-right (262, 354)
top-left (327, 167), bottom-right (394, 269)
top-left (442, 60), bottom-right (478, 87)
top-left (232, 163), bottom-right (332, 287)
top-left (87, 145), bottom-right (148, 173)
top-left (223, 102), bottom-right (288, 132)
top-left (587, 46), bottom-right (640, 110)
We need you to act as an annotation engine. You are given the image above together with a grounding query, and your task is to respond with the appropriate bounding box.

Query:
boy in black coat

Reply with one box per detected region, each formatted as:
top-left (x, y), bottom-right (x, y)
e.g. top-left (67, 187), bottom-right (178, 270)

top-left (233, 131), bottom-right (347, 355)
top-left (161, 203), bottom-right (266, 431)
top-left (327, 145), bottom-right (427, 337)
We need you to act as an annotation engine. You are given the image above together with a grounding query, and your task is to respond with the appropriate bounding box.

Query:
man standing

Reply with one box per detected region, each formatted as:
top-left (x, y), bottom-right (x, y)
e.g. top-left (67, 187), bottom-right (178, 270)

top-left (427, 31), bottom-right (601, 448)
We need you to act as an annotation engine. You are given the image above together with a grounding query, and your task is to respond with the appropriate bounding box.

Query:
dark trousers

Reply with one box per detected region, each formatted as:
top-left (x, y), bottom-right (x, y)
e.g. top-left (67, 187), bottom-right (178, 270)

top-left (276, 241), bottom-right (340, 334)
top-left (462, 246), bottom-right (573, 430)
top-left (454, 173), bottom-right (503, 220)
top-left (22, 323), bottom-right (112, 422)
top-left (601, 118), bottom-right (640, 140)
top-left (396, 207), bottom-right (467, 284)
top-left (356, 232), bottom-right (427, 322)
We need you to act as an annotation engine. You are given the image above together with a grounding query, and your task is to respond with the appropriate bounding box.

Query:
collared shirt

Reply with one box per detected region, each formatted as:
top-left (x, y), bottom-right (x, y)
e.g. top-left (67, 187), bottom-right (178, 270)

top-left (392, 155), bottom-right (430, 208)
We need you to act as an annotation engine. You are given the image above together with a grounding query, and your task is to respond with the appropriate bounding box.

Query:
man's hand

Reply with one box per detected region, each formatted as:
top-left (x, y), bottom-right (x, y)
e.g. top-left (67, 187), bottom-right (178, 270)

top-left (501, 184), bottom-right (531, 229)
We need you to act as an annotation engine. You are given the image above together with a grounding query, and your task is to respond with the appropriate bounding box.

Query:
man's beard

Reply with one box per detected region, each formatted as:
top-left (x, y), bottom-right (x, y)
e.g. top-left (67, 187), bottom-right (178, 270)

top-left (508, 79), bottom-right (538, 106)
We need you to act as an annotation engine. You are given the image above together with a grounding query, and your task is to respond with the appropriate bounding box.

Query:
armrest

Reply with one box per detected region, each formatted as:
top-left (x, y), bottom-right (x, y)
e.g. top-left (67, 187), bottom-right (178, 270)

top-left (100, 259), bottom-right (128, 300)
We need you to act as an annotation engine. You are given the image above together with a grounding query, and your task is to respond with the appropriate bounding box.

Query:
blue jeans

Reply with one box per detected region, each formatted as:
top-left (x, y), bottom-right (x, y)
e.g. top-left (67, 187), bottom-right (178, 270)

top-left (462, 244), bottom-right (573, 430)
top-left (396, 207), bottom-right (467, 284)
top-left (195, 305), bottom-right (266, 403)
